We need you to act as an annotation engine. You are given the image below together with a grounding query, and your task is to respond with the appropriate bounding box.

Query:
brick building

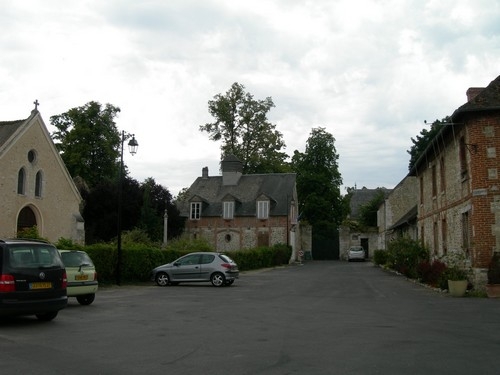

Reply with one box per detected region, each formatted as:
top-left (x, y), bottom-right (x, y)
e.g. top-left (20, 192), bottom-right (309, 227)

top-left (410, 75), bottom-right (500, 286)
top-left (177, 155), bottom-right (302, 261)
top-left (0, 108), bottom-right (84, 243)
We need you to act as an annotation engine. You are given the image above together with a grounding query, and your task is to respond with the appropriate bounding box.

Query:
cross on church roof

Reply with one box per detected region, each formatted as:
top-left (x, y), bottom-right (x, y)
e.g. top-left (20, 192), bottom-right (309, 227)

top-left (33, 99), bottom-right (39, 111)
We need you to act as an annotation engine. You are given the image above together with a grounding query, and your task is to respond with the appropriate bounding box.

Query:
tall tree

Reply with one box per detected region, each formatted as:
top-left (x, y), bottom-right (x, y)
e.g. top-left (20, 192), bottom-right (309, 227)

top-left (291, 127), bottom-right (343, 232)
top-left (82, 176), bottom-right (142, 244)
top-left (200, 82), bottom-right (289, 173)
top-left (50, 101), bottom-right (121, 188)
top-left (139, 178), bottom-right (184, 242)
top-left (407, 117), bottom-right (448, 171)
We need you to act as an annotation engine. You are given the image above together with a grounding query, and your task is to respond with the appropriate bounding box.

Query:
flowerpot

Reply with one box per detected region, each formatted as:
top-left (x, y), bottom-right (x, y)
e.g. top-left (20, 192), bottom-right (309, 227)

top-left (486, 284), bottom-right (500, 298)
top-left (448, 280), bottom-right (467, 297)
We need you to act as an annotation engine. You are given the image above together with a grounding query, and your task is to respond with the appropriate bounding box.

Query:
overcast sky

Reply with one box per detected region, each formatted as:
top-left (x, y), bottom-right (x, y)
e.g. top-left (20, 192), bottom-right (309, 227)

top-left (2, 0), bottom-right (499, 196)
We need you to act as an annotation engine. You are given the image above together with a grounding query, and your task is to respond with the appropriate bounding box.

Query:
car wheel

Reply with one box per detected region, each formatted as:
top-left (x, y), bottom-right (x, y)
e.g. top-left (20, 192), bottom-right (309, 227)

top-left (155, 272), bottom-right (170, 286)
top-left (77, 294), bottom-right (95, 305)
top-left (210, 272), bottom-right (225, 287)
top-left (36, 311), bottom-right (58, 321)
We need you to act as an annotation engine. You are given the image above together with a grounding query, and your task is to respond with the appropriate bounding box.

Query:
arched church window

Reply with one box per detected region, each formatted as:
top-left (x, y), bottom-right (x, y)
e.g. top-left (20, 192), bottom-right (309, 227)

top-left (17, 168), bottom-right (26, 194)
top-left (35, 170), bottom-right (43, 197)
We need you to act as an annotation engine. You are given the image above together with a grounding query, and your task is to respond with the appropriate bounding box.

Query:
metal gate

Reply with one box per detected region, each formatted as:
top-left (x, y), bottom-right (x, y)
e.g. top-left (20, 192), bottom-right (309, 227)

top-left (312, 230), bottom-right (340, 260)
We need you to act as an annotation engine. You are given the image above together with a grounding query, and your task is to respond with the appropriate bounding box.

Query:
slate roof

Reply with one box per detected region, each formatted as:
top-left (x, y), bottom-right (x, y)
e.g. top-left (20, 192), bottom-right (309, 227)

top-left (0, 119), bottom-right (25, 149)
top-left (388, 205), bottom-right (417, 231)
top-left (349, 187), bottom-right (390, 220)
top-left (410, 74), bottom-right (500, 175)
top-left (178, 173), bottom-right (296, 218)
top-left (452, 74), bottom-right (500, 120)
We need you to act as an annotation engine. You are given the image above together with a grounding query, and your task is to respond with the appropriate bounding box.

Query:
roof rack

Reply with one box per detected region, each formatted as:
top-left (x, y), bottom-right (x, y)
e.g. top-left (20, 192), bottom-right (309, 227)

top-left (0, 238), bottom-right (52, 244)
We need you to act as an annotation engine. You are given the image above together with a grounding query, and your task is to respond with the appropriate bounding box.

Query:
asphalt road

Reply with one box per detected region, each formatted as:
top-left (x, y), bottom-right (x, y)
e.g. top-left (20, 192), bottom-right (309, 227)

top-left (1, 261), bottom-right (499, 375)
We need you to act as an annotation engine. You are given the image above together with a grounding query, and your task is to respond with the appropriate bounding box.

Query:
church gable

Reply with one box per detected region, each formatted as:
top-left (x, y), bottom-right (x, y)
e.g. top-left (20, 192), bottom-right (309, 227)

top-left (0, 108), bottom-right (84, 243)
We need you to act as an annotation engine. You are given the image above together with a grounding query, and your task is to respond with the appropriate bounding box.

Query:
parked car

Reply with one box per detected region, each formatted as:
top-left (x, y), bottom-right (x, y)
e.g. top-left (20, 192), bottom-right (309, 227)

top-left (152, 252), bottom-right (239, 287)
top-left (347, 246), bottom-right (366, 262)
top-left (0, 239), bottom-right (67, 321)
top-left (58, 250), bottom-right (98, 305)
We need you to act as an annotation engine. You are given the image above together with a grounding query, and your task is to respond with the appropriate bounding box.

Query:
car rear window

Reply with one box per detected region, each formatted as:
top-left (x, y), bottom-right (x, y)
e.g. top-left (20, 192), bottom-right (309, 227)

top-left (8, 244), bottom-right (62, 269)
top-left (219, 254), bottom-right (234, 263)
top-left (60, 251), bottom-right (94, 267)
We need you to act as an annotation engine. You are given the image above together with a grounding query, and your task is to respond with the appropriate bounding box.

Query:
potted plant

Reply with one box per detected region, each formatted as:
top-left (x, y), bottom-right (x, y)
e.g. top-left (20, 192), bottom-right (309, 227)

top-left (486, 252), bottom-right (500, 298)
top-left (440, 250), bottom-right (470, 297)
top-left (445, 266), bottom-right (468, 297)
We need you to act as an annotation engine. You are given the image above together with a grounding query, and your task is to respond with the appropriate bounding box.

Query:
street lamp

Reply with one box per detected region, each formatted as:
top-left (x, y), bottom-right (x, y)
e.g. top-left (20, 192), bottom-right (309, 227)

top-left (116, 130), bottom-right (138, 285)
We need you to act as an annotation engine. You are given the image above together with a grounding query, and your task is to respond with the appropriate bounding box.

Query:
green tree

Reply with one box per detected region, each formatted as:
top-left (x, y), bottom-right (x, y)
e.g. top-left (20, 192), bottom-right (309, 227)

top-left (50, 101), bottom-right (121, 188)
top-left (407, 117), bottom-right (448, 171)
top-left (83, 176), bottom-right (142, 244)
top-left (291, 127), bottom-right (343, 232)
top-left (139, 178), bottom-right (184, 242)
top-left (358, 189), bottom-right (386, 227)
top-left (200, 82), bottom-right (289, 173)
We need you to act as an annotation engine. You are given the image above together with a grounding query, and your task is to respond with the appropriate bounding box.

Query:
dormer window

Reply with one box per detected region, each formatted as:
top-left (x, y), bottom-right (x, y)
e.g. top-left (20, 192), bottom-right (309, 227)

top-left (190, 202), bottom-right (201, 220)
top-left (257, 200), bottom-right (269, 219)
top-left (223, 201), bottom-right (234, 219)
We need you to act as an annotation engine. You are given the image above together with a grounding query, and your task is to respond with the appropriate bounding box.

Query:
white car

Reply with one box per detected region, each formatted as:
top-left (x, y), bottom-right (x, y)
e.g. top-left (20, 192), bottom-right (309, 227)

top-left (58, 250), bottom-right (98, 305)
top-left (347, 246), bottom-right (365, 262)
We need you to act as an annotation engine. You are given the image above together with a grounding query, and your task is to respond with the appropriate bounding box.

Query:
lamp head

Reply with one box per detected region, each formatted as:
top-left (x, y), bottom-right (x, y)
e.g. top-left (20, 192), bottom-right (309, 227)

top-left (128, 136), bottom-right (138, 155)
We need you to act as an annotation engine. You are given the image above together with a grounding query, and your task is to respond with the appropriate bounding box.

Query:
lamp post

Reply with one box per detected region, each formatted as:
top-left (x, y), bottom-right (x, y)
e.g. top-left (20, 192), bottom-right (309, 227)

top-left (116, 130), bottom-right (138, 285)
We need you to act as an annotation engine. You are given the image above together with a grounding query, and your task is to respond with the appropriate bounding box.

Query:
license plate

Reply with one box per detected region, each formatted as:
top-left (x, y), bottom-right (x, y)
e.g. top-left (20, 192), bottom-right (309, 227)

top-left (30, 282), bottom-right (52, 290)
top-left (75, 274), bottom-right (88, 281)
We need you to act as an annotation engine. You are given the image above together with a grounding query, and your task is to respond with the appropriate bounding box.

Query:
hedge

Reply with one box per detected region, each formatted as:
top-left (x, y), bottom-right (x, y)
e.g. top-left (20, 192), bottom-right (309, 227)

top-left (74, 242), bottom-right (292, 284)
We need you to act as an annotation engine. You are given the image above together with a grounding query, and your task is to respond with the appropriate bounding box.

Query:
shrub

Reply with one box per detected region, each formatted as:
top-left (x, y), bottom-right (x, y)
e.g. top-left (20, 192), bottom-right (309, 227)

top-left (386, 237), bottom-right (429, 279)
top-left (80, 240), bottom-right (291, 283)
top-left (16, 226), bottom-right (47, 241)
top-left (487, 252), bottom-right (500, 284)
top-left (55, 237), bottom-right (83, 250)
top-left (417, 259), bottom-right (447, 286)
top-left (373, 250), bottom-right (388, 266)
top-left (165, 236), bottom-right (213, 253)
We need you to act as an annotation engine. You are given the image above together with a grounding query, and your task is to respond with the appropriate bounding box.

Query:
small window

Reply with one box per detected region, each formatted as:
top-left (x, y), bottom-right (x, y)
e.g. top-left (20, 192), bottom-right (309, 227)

top-left (257, 200), bottom-right (269, 219)
top-left (223, 201), bottom-right (234, 219)
top-left (190, 202), bottom-right (201, 220)
top-left (35, 170), bottom-right (43, 197)
top-left (431, 164), bottom-right (437, 197)
top-left (440, 157), bottom-right (446, 192)
top-left (459, 137), bottom-right (468, 178)
top-left (28, 149), bottom-right (37, 164)
top-left (17, 168), bottom-right (26, 194)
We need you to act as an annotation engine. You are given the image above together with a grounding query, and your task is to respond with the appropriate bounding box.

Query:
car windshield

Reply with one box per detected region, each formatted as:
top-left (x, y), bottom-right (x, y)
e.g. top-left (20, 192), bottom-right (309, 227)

top-left (8, 244), bottom-right (62, 269)
top-left (60, 252), bottom-right (94, 267)
top-left (350, 247), bottom-right (363, 252)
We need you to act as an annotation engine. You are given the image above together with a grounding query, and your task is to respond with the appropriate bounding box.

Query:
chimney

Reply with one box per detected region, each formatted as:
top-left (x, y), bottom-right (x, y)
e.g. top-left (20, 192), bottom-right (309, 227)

top-left (221, 155), bottom-right (243, 186)
top-left (466, 87), bottom-right (484, 102)
top-left (202, 166), bottom-right (209, 178)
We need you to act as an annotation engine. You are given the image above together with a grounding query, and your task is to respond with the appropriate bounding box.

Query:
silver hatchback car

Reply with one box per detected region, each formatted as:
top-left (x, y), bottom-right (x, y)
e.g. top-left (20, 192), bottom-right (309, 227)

top-left (347, 246), bottom-right (366, 262)
top-left (151, 252), bottom-right (239, 287)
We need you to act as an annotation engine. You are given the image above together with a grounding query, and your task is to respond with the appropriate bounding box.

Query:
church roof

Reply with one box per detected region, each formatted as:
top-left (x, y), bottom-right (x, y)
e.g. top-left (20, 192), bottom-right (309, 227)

top-left (0, 119), bottom-right (26, 148)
